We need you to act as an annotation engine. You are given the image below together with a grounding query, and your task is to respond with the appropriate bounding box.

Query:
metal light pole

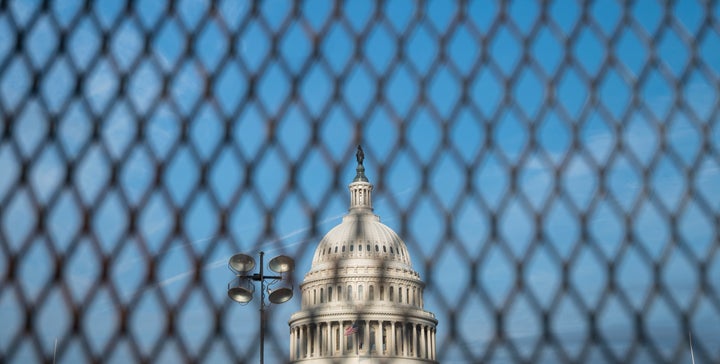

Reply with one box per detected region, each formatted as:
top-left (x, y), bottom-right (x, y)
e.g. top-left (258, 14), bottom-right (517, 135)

top-left (227, 251), bottom-right (294, 364)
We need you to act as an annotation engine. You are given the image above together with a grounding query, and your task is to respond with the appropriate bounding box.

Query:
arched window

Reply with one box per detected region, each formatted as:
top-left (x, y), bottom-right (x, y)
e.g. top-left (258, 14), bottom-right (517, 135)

top-left (358, 285), bottom-right (364, 300)
top-left (380, 285), bottom-right (384, 301)
top-left (320, 288), bottom-right (324, 303)
top-left (369, 285), bottom-right (374, 300)
top-left (335, 246), bottom-right (338, 253)
top-left (313, 289), bottom-right (317, 304)
top-left (383, 245), bottom-right (387, 252)
top-left (358, 244), bottom-right (362, 251)
top-left (389, 286), bottom-right (394, 302)
top-left (375, 245), bottom-right (379, 252)
top-left (347, 285), bottom-right (353, 300)
top-left (342, 246), bottom-right (345, 252)
top-left (398, 287), bottom-right (402, 303)
top-left (390, 247), bottom-right (394, 254)
top-left (350, 244), bottom-right (354, 252)
top-left (406, 288), bottom-right (410, 304)
top-left (328, 287), bottom-right (333, 302)
top-left (337, 286), bottom-right (342, 301)
top-left (367, 244), bottom-right (371, 251)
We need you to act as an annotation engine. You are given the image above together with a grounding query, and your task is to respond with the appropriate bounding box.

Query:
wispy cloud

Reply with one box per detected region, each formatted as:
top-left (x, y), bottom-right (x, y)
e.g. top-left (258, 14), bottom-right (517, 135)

top-left (154, 211), bottom-right (347, 288)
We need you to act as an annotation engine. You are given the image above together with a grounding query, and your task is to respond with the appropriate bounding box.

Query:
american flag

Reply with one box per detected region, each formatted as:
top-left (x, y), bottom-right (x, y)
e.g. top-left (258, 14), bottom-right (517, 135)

top-left (344, 323), bottom-right (358, 336)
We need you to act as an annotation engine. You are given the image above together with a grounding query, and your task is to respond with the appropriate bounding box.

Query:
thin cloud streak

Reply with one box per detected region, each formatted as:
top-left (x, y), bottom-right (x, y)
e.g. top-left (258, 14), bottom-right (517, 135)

top-left (154, 211), bottom-right (347, 288)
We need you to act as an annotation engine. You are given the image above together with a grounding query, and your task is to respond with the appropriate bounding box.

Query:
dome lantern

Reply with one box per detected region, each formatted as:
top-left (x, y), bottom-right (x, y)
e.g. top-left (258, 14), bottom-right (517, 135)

top-left (349, 145), bottom-right (373, 212)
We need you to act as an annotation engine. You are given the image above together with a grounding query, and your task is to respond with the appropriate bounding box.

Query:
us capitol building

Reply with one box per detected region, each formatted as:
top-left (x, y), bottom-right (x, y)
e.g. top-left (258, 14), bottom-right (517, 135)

top-left (288, 147), bottom-right (438, 363)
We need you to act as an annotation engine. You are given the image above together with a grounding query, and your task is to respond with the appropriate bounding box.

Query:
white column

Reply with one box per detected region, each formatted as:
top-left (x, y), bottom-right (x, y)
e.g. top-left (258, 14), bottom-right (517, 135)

top-left (411, 324), bottom-right (415, 357)
top-left (390, 322), bottom-right (396, 356)
top-left (324, 323), bottom-right (329, 355)
top-left (306, 325), bottom-right (311, 358)
top-left (315, 324), bottom-right (320, 357)
top-left (375, 321), bottom-right (382, 354)
top-left (428, 328), bottom-right (433, 360)
top-left (328, 322), bottom-right (332, 356)
top-left (402, 324), bottom-right (407, 356)
top-left (342, 322), bottom-right (347, 354)
top-left (364, 321), bottom-right (370, 353)
top-left (432, 328), bottom-right (436, 360)
top-left (319, 323), bottom-right (324, 356)
top-left (290, 327), bottom-right (295, 360)
top-left (326, 322), bottom-right (331, 355)
top-left (430, 328), bottom-right (435, 360)
top-left (409, 324), bottom-right (414, 357)
top-left (299, 326), bottom-right (302, 358)
top-left (421, 325), bottom-right (426, 358)
top-left (330, 322), bottom-right (335, 356)
top-left (397, 323), bottom-right (405, 356)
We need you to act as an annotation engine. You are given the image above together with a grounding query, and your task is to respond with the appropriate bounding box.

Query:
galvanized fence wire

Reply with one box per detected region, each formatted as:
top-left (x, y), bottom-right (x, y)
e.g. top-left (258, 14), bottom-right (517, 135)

top-left (0, 0), bottom-right (719, 363)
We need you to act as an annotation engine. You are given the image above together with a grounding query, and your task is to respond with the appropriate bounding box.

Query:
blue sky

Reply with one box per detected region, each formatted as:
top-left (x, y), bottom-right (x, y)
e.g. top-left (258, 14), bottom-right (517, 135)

top-left (1, 0), bottom-right (720, 363)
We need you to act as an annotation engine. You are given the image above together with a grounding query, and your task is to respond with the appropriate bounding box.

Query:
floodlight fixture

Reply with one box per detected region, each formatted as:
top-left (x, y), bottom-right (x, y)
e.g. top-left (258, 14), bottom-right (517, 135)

top-left (227, 277), bottom-right (255, 303)
top-left (268, 287), bottom-right (293, 304)
top-left (228, 253), bottom-right (255, 273)
top-left (268, 255), bottom-right (294, 274)
top-left (226, 251), bottom-right (295, 364)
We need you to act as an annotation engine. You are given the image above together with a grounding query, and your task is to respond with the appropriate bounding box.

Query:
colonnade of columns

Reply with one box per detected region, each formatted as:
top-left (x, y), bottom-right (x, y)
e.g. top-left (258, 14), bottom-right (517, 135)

top-left (350, 183), bottom-right (372, 209)
top-left (290, 320), bottom-right (436, 361)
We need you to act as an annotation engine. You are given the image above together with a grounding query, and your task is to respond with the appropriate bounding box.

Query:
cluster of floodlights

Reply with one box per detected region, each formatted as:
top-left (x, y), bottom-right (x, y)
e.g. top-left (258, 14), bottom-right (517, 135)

top-left (227, 252), bottom-right (295, 364)
top-left (227, 251), bottom-right (295, 304)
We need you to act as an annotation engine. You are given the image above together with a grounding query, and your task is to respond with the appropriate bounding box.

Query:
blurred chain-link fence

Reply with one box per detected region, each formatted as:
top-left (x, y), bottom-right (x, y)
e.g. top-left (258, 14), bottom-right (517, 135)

top-left (1, 0), bottom-right (719, 363)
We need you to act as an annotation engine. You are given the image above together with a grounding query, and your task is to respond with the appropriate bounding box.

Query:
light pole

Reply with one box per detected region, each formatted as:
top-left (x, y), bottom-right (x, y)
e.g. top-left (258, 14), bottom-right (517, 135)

top-left (227, 251), bottom-right (295, 364)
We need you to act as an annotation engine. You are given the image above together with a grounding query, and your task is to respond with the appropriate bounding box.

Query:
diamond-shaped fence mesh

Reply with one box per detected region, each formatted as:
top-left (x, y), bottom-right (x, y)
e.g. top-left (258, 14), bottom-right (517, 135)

top-left (1, 0), bottom-right (719, 363)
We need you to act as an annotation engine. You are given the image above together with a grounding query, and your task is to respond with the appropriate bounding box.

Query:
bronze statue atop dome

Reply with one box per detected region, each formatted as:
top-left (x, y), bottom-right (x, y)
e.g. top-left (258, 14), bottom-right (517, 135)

top-left (353, 145), bottom-right (368, 182)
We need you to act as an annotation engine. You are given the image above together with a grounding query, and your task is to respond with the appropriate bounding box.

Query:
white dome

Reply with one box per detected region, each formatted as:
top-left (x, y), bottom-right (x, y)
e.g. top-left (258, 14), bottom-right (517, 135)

top-left (310, 212), bottom-right (413, 268)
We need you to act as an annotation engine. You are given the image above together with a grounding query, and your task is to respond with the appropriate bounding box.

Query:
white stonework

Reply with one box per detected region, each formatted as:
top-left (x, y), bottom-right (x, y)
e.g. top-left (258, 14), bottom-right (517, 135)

top-left (288, 155), bottom-right (438, 363)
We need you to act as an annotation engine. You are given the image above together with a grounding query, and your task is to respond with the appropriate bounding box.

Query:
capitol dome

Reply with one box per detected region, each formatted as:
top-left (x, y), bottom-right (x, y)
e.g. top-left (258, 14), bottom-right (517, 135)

top-left (310, 212), bottom-right (414, 269)
top-left (288, 147), bottom-right (438, 363)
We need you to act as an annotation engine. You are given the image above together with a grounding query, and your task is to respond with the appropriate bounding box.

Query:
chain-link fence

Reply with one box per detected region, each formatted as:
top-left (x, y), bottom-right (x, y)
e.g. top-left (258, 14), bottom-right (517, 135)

top-left (1, 0), bottom-right (719, 363)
